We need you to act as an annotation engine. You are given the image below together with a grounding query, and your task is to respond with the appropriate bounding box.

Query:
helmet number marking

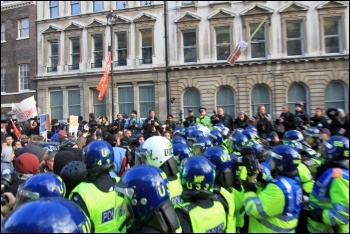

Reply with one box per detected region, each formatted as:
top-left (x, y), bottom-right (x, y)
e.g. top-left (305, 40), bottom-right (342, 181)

top-left (344, 150), bottom-right (349, 157)
top-left (158, 185), bottom-right (166, 197)
top-left (333, 141), bottom-right (344, 147)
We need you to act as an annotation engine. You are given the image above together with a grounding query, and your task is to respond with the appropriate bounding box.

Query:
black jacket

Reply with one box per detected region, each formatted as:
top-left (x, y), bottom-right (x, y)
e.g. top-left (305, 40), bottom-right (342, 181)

top-left (310, 115), bottom-right (329, 129)
top-left (110, 119), bottom-right (126, 134)
top-left (142, 117), bottom-right (162, 133)
top-left (232, 115), bottom-right (250, 129)
top-left (211, 114), bottom-right (233, 130)
top-left (255, 113), bottom-right (275, 139)
top-left (276, 111), bottom-right (295, 132)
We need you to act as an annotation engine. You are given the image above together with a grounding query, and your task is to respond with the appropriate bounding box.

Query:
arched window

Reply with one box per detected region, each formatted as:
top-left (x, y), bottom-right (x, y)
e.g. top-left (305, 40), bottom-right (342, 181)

top-left (325, 81), bottom-right (347, 111)
top-left (288, 83), bottom-right (309, 113)
top-left (216, 86), bottom-right (236, 118)
top-left (183, 88), bottom-right (200, 114)
top-left (251, 85), bottom-right (272, 116)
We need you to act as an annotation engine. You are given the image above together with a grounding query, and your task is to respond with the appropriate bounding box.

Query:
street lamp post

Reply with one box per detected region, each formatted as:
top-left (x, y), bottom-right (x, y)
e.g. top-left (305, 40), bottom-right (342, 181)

top-left (106, 11), bottom-right (117, 122)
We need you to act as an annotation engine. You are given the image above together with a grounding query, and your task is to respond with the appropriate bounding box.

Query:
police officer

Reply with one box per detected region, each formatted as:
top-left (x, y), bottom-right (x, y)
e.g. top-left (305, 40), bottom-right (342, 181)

top-left (243, 145), bottom-right (303, 232)
top-left (175, 156), bottom-right (227, 233)
top-left (69, 140), bottom-right (126, 233)
top-left (305, 136), bottom-right (349, 233)
top-left (115, 165), bottom-right (182, 233)
top-left (196, 107), bottom-right (213, 129)
top-left (139, 136), bottom-right (183, 206)
top-left (203, 146), bottom-right (236, 232)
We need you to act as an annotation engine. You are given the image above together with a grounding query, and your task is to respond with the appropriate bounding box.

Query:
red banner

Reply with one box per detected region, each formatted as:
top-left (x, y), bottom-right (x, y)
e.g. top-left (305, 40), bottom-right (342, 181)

top-left (10, 119), bottom-right (22, 139)
top-left (97, 52), bottom-right (112, 101)
top-left (227, 40), bottom-right (248, 65)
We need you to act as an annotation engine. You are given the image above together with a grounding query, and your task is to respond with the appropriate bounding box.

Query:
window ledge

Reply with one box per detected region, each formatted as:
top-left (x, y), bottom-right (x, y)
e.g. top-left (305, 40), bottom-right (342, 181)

top-left (1, 90), bottom-right (36, 96)
top-left (1, 40), bottom-right (6, 43)
top-left (16, 37), bottom-right (29, 41)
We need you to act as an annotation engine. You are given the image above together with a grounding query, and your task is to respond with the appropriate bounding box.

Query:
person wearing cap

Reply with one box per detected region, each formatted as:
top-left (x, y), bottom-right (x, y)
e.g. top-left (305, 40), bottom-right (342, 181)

top-left (294, 101), bottom-right (311, 131)
top-left (182, 109), bottom-right (196, 127)
top-left (196, 107), bottom-right (213, 129)
top-left (320, 128), bottom-right (331, 141)
top-left (124, 110), bottom-right (143, 137)
top-left (233, 111), bottom-right (250, 129)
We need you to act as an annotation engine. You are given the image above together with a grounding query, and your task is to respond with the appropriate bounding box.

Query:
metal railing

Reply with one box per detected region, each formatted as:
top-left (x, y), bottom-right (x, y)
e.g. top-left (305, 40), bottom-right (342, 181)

top-left (139, 58), bottom-right (152, 64)
top-left (91, 62), bottom-right (102, 68)
top-left (47, 66), bottom-right (57, 72)
top-left (68, 64), bottom-right (79, 70)
top-left (115, 60), bottom-right (127, 66)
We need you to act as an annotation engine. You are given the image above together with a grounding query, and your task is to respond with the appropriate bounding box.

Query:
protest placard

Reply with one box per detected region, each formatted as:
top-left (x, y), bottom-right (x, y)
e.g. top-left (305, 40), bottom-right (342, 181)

top-left (12, 96), bottom-right (38, 122)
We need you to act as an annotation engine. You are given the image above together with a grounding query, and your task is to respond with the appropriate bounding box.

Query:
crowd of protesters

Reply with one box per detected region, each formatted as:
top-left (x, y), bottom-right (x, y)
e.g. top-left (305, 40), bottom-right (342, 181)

top-left (0, 101), bottom-right (349, 233)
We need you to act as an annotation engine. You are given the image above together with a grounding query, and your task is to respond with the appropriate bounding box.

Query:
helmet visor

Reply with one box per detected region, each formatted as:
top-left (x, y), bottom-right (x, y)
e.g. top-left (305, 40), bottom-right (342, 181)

top-left (14, 184), bottom-right (40, 209)
top-left (115, 182), bottom-right (135, 227)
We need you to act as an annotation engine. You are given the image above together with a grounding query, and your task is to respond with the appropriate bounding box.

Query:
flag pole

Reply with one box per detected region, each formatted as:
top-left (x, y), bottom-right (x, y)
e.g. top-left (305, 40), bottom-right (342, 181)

top-left (248, 16), bottom-right (268, 42)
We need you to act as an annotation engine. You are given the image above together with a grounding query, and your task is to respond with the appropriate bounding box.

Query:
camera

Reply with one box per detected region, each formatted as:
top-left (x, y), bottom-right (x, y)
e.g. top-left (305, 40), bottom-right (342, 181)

top-left (150, 120), bottom-right (155, 125)
top-left (1, 174), bottom-right (13, 206)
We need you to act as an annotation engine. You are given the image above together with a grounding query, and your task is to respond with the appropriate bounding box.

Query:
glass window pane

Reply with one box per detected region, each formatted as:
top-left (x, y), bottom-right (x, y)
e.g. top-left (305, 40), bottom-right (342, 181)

top-left (118, 87), bottom-right (134, 116)
top-left (216, 27), bottom-right (230, 44)
top-left (92, 89), bottom-right (106, 117)
top-left (286, 21), bottom-right (301, 38)
top-left (287, 41), bottom-right (302, 56)
top-left (288, 83), bottom-right (307, 111)
top-left (324, 18), bottom-right (339, 35)
top-left (117, 32), bottom-right (127, 49)
top-left (217, 87), bottom-right (236, 118)
top-left (216, 44), bottom-right (230, 61)
top-left (72, 38), bottom-right (80, 53)
top-left (68, 90), bottom-right (81, 116)
top-left (183, 88), bottom-right (200, 113)
top-left (94, 35), bottom-right (103, 51)
top-left (50, 91), bottom-right (63, 120)
top-left (325, 37), bottom-right (340, 54)
top-left (116, 1), bottom-right (126, 9)
top-left (142, 30), bottom-right (152, 46)
top-left (139, 86), bottom-right (155, 118)
top-left (251, 42), bottom-right (266, 58)
top-left (93, 1), bottom-right (103, 12)
top-left (251, 85), bottom-right (271, 114)
top-left (326, 82), bottom-right (345, 100)
top-left (250, 23), bottom-right (265, 41)
top-left (183, 31), bottom-right (196, 46)
top-left (71, 1), bottom-right (80, 15)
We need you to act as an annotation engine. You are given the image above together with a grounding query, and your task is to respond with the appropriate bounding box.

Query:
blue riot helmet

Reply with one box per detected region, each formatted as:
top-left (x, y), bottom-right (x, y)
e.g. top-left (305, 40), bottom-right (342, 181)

top-left (283, 140), bottom-right (304, 153)
top-left (324, 136), bottom-right (349, 161)
top-left (241, 129), bottom-right (260, 142)
top-left (2, 197), bottom-right (93, 233)
top-left (173, 143), bottom-right (193, 165)
top-left (172, 136), bottom-right (188, 146)
top-left (231, 128), bottom-right (244, 138)
top-left (115, 165), bottom-right (174, 223)
top-left (203, 146), bottom-right (234, 189)
top-left (270, 145), bottom-right (301, 175)
top-left (180, 156), bottom-right (216, 198)
top-left (305, 127), bottom-right (321, 145)
top-left (187, 129), bottom-right (205, 147)
top-left (192, 136), bottom-right (213, 155)
top-left (14, 172), bottom-right (66, 208)
top-left (283, 130), bottom-right (304, 143)
top-left (245, 140), bottom-right (269, 163)
top-left (173, 126), bottom-right (185, 138)
top-left (229, 133), bottom-right (249, 152)
top-left (83, 140), bottom-right (114, 177)
top-left (43, 141), bottom-right (60, 152)
top-left (246, 125), bottom-right (258, 133)
top-left (184, 127), bottom-right (195, 139)
top-left (209, 128), bottom-right (223, 146)
top-left (214, 122), bottom-right (225, 130)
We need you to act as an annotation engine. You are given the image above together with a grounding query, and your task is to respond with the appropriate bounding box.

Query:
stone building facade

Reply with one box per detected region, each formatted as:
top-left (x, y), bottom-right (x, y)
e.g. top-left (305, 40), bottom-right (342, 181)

top-left (1, 1), bottom-right (37, 120)
top-left (34, 1), bottom-right (348, 123)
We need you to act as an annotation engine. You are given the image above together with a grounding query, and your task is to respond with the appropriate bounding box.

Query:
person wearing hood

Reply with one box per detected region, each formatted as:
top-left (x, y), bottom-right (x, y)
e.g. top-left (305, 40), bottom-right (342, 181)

top-left (1, 146), bottom-right (14, 175)
top-left (3, 153), bottom-right (40, 197)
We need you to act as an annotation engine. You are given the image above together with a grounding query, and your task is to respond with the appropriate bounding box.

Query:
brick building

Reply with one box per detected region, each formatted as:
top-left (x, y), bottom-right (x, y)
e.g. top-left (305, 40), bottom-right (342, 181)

top-left (1, 1), bottom-right (37, 120)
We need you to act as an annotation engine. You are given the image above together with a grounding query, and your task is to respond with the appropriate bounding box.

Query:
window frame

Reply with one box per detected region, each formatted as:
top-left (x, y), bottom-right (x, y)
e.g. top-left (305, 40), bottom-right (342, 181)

top-left (138, 84), bottom-right (155, 118)
top-left (118, 86), bottom-right (134, 117)
top-left (92, 34), bottom-right (103, 68)
top-left (140, 29), bottom-right (153, 64)
top-left (1, 67), bottom-right (6, 93)
top-left (215, 26), bottom-right (231, 61)
top-left (116, 1), bottom-right (127, 9)
top-left (250, 84), bottom-right (272, 116)
top-left (325, 81), bottom-right (348, 111)
top-left (285, 20), bottom-right (304, 56)
top-left (70, 37), bottom-right (80, 70)
top-left (287, 82), bottom-right (309, 113)
top-left (18, 18), bottom-right (29, 39)
top-left (50, 90), bottom-right (63, 120)
top-left (216, 86), bottom-right (236, 119)
top-left (68, 89), bottom-right (81, 116)
top-left (323, 17), bottom-right (343, 54)
top-left (140, 1), bottom-right (152, 7)
top-left (183, 88), bottom-right (200, 114)
top-left (19, 64), bottom-right (30, 91)
top-left (116, 31), bottom-right (127, 66)
top-left (249, 22), bottom-right (267, 59)
top-left (49, 39), bottom-right (59, 71)
top-left (182, 30), bottom-right (197, 63)
top-left (92, 89), bottom-right (107, 117)
top-left (49, 1), bottom-right (59, 18)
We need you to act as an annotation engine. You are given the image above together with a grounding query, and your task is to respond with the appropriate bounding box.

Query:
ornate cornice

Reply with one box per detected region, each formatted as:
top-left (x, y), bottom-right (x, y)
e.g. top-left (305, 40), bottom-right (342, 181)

top-left (1, 1), bottom-right (35, 11)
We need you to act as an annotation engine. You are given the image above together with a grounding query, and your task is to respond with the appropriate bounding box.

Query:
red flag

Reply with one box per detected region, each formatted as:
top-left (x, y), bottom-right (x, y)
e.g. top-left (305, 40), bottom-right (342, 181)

top-left (97, 52), bottom-right (112, 101)
top-left (227, 40), bottom-right (248, 65)
top-left (10, 119), bottom-right (22, 139)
